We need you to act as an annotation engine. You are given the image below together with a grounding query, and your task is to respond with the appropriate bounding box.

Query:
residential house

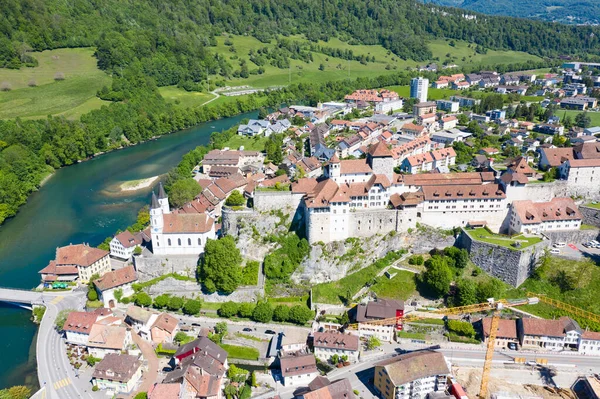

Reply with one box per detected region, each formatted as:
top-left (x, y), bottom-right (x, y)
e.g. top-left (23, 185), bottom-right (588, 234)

top-left (402, 148), bottom-right (456, 174)
top-left (374, 351), bottom-right (450, 399)
top-left (579, 331), bottom-right (600, 355)
top-left (313, 332), bottom-right (360, 363)
top-left (413, 102), bottom-right (437, 117)
top-left (440, 116), bottom-right (458, 130)
top-left (87, 324), bottom-right (132, 359)
top-left (450, 96), bottom-right (480, 108)
top-left (92, 354), bottom-right (142, 395)
top-left (432, 80), bottom-right (449, 89)
top-left (465, 74), bottom-right (482, 86)
top-left (486, 109), bottom-right (506, 121)
top-left (63, 311), bottom-right (100, 345)
top-left (477, 318), bottom-right (519, 349)
top-left (126, 305), bottom-right (158, 340)
top-left (344, 89), bottom-right (399, 105)
top-left (94, 265), bottom-right (137, 308)
top-left (267, 119), bottom-right (292, 136)
top-left (280, 328), bottom-right (309, 353)
top-left (479, 148), bottom-right (499, 156)
top-left (280, 352), bottom-right (318, 387)
top-left (351, 298), bottom-right (404, 342)
top-left (538, 147), bottom-right (574, 169)
top-left (509, 197), bottom-right (582, 234)
top-left (452, 81), bottom-right (470, 90)
top-left (436, 100), bottom-right (459, 113)
top-left (298, 377), bottom-right (356, 399)
top-left (148, 383), bottom-right (181, 399)
top-left (39, 244), bottom-right (110, 284)
top-left (501, 74), bottom-right (520, 85)
top-left (109, 230), bottom-right (143, 260)
top-left (202, 150), bottom-right (264, 175)
top-left (376, 99), bottom-right (404, 114)
top-left (517, 317), bottom-right (582, 351)
top-left (401, 123), bottom-right (426, 137)
top-left (237, 119), bottom-right (270, 136)
top-left (173, 337), bottom-right (228, 369)
top-left (535, 123), bottom-right (564, 136)
top-left (151, 313), bottom-right (180, 344)
top-left (506, 156), bottom-right (535, 177)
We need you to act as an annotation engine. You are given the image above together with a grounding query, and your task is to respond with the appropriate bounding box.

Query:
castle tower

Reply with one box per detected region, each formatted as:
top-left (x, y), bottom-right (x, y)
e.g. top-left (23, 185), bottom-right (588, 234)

top-left (157, 182), bottom-right (170, 214)
top-left (327, 152), bottom-right (341, 180)
top-left (367, 141), bottom-right (394, 182)
top-left (150, 191), bottom-right (164, 232)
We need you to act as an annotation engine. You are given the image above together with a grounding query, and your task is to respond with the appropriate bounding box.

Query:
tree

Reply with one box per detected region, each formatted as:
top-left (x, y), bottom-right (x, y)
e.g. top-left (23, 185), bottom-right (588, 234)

top-left (445, 246), bottom-right (469, 269)
top-left (457, 113), bottom-right (469, 125)
top-left (87, 289), bottom-right (98, 301)
top-left (338, 311), bottom-right (350, 325)
top-left (133, 394), bottom-right (148, 399)
top-left (455, 279), bottom-right (478, 306)
top-left (199, 236), bottom-right (243, 294)
top-left (215, 321), bottom-right (228, 335)
top-left (135, 292), bottom-right (152, 307)
top-left (258, 107), bottom-right (269, 119)
top-left (167, 296), bottom-right (184, 311)
top-left (447, 319), bottom-right (476, 338)
top-left (183, 299), bottom-right (202, 315)
top-left (174, 331), bottom-right (190, 343)
top-left (55, 309), bottom-right (75, 331)
top-left (543, 167), bottom-right (557, 182)
top-left (575, 112), bottom-right (592, 128)
top-left (224, 383), bottom-right (238, 399)
top-left (273, 305), bottom-right (290, 321)
top-left (252, 302), bottom-right (273, 323)
top-left (169, 178), bottom-right (202, 208)
top-left (420, 255), bottom-right (452, 297)
top-left (225, 191), bottom-right (246, 206)
top-left (319, 63), bottom-right (325, 71)
top-left (251, 371), bottom-right (257, 387)
top-left (218, 301), bottom-right (239, 318)
top-left (366, 335), bottom-right (381, 350)
top-left (476, 279), bottom-right (504, 302)
top-left (551, 270), bottom-right (577, 292)
top-left (0, 386), bottom-right (31, 399)
top-left (153, 294), bottom-right (170, 309)
top-left (288, 305), bottom-right (314, 325)
top-left (133, 246), bottom-right (142, 255)
top-left (238, 303), bottom-right (255, 318)
top-left (264, 135), bottom-right (284, 164)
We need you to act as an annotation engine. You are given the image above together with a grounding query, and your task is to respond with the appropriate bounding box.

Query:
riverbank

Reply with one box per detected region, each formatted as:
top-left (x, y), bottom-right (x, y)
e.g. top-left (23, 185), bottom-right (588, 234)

top-left (120, 176), bottom-right (160, 192)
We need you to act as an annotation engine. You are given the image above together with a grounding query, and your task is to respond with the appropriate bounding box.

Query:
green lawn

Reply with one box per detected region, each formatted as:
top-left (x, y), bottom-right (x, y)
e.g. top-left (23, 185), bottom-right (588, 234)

top-left (585, 203), bottom-right (600, 209)
top-left (219, 344), bottom-right (260, 360)
top-left (370, 270), bottom-right (417, 301)
top-left (0, 48), bottom-right (111, 120)
top-left (158, 86), bottom-right (215, 108)
top-left (223, 134), bottom-right (268, 151)
top-left (466, 227), bottom-right (542, 250)
top-left (560, 110), bottom-right (600, 126)
top-left (397, 331), bottom-right (428, 340)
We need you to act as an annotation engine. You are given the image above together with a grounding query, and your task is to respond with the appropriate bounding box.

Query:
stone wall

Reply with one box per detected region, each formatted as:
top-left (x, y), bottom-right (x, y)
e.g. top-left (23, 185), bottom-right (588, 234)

top-left (221, 207), bottom-right (259, 237)
top-left (456, 229), bottom-right (550, 287)
top-left (579, 206), bottom-right (600, 229)
top-left (133, 254), bottom-right (198, 282)
top-left (542, 229), bottom-right (599, 245)
top-left (349, 209), bottom-right (398, 239)
top-left (253, 191), bottom-right (303, 212)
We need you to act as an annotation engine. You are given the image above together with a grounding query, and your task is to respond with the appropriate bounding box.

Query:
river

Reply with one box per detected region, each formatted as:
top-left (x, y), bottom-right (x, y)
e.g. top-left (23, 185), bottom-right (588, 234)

top-left (0, 111), bottom-right (256, 390)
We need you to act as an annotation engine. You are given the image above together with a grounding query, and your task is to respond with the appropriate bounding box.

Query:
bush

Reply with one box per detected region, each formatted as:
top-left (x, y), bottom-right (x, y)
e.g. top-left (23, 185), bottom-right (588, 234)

top-left (241, 261), bottom-right (260, 285)
top-left (408, 255), bottom-right (424, 265)
top-left (134, 393), bottom-right (148, 399)
top-left (288, 305), bottom-right (314, 325)
top-left (238, 303), bottom-right (255, 318)
top-left (219, 301), bottom-right (239, 318)
top-left (183, 299), bottom-right (202, 315)
top-left (153, 294), bottom-right (170, 309)
top-left (174, 331), bottom-right (191, 343)
top-left (273, 305), bottom-right (290, 322)
top-left (264, 234), bottom-right (309, 280)
top-left (225, 191), bottom-right (246, 206)
top-left (134, 292), bottom-right (152, 307)
top-left (92, 386), bottom-right (99, 392)
top-left (167, 296), bottom-right (184, 311)
top-left (86, 356), bottom-right (101, 366)
top-left (87, 289), bottom-right (98, 301)
top-left (252, 302), bottom-right (273, 323)
top-left (446, 319), bottom-right (476, 338)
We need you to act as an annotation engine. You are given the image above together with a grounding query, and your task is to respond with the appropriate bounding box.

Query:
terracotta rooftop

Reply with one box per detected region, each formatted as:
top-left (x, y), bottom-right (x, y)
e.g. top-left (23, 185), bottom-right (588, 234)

top-left (422, 184), bottom-right (505, 201)
top-left (481, 318), bottom-right (517, 339)
top-left (148, 383), bottom-right (181, 399)
top-left (55, 244), bottom-right (108, 267)
top-left (152, 313), bottom-right (179, 334)
top-left (568, 158), bottom-right (600, 167)
top-left (63, 311), bottom-right (98, 334)
top-left (114, 230), bottom-right (142, 249)
top-left (92, 353), bottom-right (141, 382)
top-left (162, 213), bottom-right (214, 234)
top-left (94, 265), bottom-right (137, 291)
top-left (520, 317), bottom-right (579, 338)
top-left (87, 324), bottom-right (129, 350)
top-left (540, 147), bottom-right (574, 167)
top-left (339, 159), bottom-right (373, 175)
top-left (280, 352), bottom-right (318, 377)
top-left (292, 178), bottom-right (319, 194)
top-left (303, 378), bottom-right (356, 399)
top-left (368, 141), bottom-right (393, 158)
top-left (313, 332), bottom-right (359, 352)
top-left (512, 197), bottom-right (582, 225)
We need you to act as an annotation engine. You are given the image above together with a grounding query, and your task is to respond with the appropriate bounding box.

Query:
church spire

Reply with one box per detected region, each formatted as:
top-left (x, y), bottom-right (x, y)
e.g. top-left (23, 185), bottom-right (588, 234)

top-left (158, 182), bottom-right (167, 199)
top-left (151, 191), bottom-right (160, 209)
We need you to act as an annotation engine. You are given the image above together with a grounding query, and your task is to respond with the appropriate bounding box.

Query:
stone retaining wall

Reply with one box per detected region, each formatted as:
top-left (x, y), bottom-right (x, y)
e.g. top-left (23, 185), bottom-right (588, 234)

top-left (579, 206), bottom-right (600, 229)
top-left (133, 254), bottom-right (198, 282)
top-left (542, 229), bottom-right (599, 245)
top-left (253, 191), bottom-right (303, 212)
top-left (456, 229), bottom-right (550, 287)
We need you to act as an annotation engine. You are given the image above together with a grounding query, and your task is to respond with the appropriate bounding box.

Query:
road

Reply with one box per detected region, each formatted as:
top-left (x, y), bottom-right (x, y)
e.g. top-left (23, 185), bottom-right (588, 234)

top-left (36, 288), bottom-right (100, 399)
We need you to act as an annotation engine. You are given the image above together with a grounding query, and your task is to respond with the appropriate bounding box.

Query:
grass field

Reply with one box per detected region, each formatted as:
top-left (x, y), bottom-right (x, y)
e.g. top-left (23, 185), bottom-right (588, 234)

top-left (585, 202), bottom-right (600, 209)
top-left (219, 344), bottom-right (260, 360)
top-left (223, 134), bottom-right (268, 151)
top-left (466, 227), bottom-right (542, 249)
top-left (370, 270), bottom-right (417, 301)
top-left (0, 48), bottom-right (111, 120)
top-left (560, 109), bottom-right (600, 127)
top-left (209, 35), bottom-right (544, 90)
top-left (158, 86), bottom-right (215, 108)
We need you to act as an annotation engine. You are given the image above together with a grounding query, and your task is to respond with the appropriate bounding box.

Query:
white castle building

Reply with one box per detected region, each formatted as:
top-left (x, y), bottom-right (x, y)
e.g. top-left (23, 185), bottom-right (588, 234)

top-left (150, 183), bottom-right (216, 255)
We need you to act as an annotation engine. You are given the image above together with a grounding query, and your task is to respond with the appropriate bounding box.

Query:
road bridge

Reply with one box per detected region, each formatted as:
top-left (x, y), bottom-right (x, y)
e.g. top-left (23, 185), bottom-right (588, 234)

top-left (0, 287), bottom-right (45, 309)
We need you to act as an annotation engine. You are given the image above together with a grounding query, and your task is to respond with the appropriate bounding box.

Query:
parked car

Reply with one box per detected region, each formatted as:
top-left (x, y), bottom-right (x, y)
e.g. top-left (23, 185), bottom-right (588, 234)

top-left (507, 343), bottom-right (518, 350)
top-left (553, 242), bottom-right (566, 248)
top-left (583, 242), bottom-right (593, 248)
top-left (549, 248), bottom-right (561, 255)
top-left (242, 327), bottom-right (253, 332)
top-left (265, 329), bottom-right (277, 335)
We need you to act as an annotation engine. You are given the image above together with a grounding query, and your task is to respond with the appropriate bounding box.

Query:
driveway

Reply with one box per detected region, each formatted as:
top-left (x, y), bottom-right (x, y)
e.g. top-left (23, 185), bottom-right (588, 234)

top-left (128, 332), bottom-right (159, 398)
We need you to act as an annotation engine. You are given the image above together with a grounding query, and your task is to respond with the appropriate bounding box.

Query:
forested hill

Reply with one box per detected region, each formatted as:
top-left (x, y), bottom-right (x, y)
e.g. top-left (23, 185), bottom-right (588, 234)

top-left (421, 0), bottom-right (600, 25)
top-left (2, 0), bottom-right (600, 77)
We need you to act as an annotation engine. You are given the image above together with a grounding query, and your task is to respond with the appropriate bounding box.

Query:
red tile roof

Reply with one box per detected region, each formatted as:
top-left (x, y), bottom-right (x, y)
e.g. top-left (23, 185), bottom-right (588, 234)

top-left (280, 353), bottom-right (318, 377)
top-left (63, 311), bottom-right (98, 334)
top-left (368, 141), bottom-right (393, 158)
top-left (481, 318), bottom-right (517, 339)
top-left (313, 332), bottom-right (359, 351)
top-left (422, 184), bottom-right (505, 201)
top-left (512, 197), bottom-right (582, 225)
top-left (162, 213), bottom-right (214, 234)
top-left (339, 160), bottom-right (372, 175)
top-left (152, 313), bottom-right (179, 334)
top-left (114, 231), bottom-right (142, 249)
top-left (94, 266), bottom-right (137, 291)
top-left (55, 244), bottom-right (108, 267)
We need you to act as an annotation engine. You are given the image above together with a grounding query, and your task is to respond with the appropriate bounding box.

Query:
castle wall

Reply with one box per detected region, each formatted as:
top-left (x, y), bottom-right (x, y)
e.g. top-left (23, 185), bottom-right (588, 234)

top-left (542, 229), bottom-right (599, 245)
top-left (253, 191), bottom-right (304, 212)
top-left (349, 209), bottom-right (398, 238)
top-left (456, 229), bottom-right (550, 287)
top-left (580, 205), bottom-right (600, 229)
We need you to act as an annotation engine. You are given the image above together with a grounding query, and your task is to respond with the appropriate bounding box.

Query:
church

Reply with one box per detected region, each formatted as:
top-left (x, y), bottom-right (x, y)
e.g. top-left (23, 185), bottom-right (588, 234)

top-left (150, 183), bottom-right (216, 256)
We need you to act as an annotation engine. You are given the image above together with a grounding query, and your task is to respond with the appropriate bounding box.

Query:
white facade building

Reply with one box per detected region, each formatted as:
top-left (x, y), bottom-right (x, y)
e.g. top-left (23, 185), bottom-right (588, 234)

top-left (94, 266), bottom-right (137, 308)
top-left (313, 332), bottom-right (360, 363)
top-left (560, 159), bottom-right (600, 198)
top-left (150, 183), bottom-right (216, 256)
top-left (579, 331), bottom-right (600, 355)
top-left (509, 197), bottom-right (582, 235)
top-left (410, 77), bottom-right (429, 103)
top-left (280, 352), bottom-right (319, 387)
top-left (109, 230), bottom-right (142, 260)
top-left (87, 324), bottom-right (132, 359)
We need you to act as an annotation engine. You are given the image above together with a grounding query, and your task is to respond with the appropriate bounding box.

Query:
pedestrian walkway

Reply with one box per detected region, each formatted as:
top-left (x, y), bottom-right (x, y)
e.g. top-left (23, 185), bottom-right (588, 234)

top-left (128, 332), bottom-right (159, 398)
top-left (53, 377), bottom-right (71, 390)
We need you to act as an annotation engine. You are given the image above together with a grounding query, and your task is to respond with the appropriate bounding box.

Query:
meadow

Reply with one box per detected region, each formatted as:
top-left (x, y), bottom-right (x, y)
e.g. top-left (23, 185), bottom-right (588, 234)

top-left (0, 48), bottom-right (111, 120)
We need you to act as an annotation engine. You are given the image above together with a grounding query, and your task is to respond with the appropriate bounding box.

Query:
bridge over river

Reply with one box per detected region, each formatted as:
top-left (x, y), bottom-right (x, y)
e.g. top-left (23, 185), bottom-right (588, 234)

top-left (0, 287), bottom-right (46, 310)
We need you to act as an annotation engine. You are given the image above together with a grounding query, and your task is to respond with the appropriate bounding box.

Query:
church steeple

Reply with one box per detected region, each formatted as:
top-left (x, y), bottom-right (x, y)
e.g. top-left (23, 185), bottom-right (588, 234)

top-left (151, 191), bottom-right (160, 209)
top-left (158, 182), bottom-right (167, 199)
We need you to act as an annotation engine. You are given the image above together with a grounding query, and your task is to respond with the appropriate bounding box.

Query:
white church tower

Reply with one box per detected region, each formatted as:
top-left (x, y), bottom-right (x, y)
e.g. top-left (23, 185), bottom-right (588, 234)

top-left (150, 191), bottom-right (164, 233)
top-left (326, 152), bottom-right (341, 182)
top-left (157, 182), bottom-right (170, 214)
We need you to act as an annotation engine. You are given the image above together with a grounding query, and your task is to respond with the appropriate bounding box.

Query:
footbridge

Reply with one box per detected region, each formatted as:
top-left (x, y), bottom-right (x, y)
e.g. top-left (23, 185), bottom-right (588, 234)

top-left (0, 287), bottom-right (45, 310)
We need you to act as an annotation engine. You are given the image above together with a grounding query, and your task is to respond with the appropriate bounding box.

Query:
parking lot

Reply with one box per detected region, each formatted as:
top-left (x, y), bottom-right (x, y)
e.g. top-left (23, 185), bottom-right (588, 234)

top-left (554, 241), bottom-right (600, 260)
